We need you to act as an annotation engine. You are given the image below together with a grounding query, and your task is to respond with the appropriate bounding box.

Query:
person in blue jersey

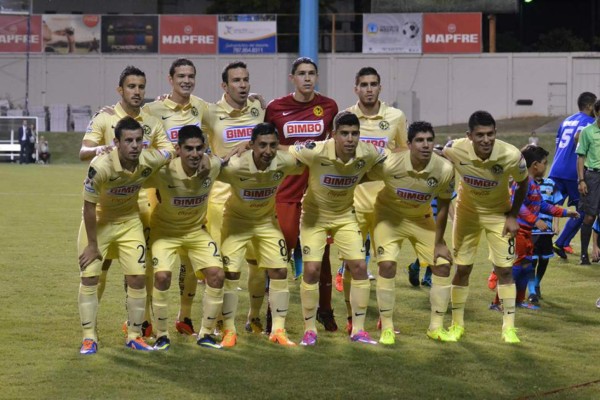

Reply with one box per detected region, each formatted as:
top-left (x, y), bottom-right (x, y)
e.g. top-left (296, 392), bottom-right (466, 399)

top-left (549, 92), bottom-right (596, 258)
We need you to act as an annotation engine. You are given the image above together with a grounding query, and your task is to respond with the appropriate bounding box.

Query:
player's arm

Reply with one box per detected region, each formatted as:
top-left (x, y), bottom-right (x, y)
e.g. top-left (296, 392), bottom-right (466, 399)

top-left (504, 177), bottom-right (528, 238)
top-left (434, 197), bottom-right (453, 265)
top-left (79, 200), bottom-right (102, 270)
top-left (79, 139), bottom-right (114, 161)
top-left (152, 124), bottom-right (176, 158)
top-left (577, 154), bottom-right (588, 195)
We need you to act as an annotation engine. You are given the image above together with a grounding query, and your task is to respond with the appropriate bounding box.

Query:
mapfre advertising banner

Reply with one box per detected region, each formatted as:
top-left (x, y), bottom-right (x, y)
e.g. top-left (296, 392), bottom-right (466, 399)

top-left (422, 13), bottom-right (481, 53)
top-left (0, 15), bottom-right (42, 52)
top-left (218, 15), bottom-right (277, 54)
top-left (42, 15), bottom-right (100, 54)
top-left (159, 15), bottom-right (217, 54)
top-left (363, 14), bottom-right (422, 54)
top-left (101, 15), bottom-right (158, 53)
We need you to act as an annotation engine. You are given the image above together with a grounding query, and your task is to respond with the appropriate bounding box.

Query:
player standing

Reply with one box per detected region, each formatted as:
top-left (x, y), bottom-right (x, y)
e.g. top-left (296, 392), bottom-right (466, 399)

top-left (266, 57), bottom-right (339, 332)
top-left (78, 117), bottom-right (172, 354)
top-left (443, 110), bottom-right (528, 343)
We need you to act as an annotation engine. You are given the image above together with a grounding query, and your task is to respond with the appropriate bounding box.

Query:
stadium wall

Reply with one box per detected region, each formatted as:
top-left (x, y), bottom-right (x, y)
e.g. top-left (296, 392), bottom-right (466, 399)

top-left (1, 52), bottom-right (599, 127)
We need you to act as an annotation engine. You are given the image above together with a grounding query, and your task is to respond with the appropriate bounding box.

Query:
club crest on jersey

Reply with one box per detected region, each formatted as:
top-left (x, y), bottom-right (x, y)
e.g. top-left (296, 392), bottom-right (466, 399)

top-left (361, 136), bottom-right (387, 147)
top-left (152, 257), bottom-right (158, 266)
top-left (108, 184), bottom-right (142, 196)
top-left (313, 105), bottom-right (324, 117)
top-left (222, 256), bottom-right (230, 266)
top-left (303, 246), bottom-right (310, 255)
top-left (251, 107), bottom-right (259, 117)
top-left (191, 106), bottom-right (199, 116)
top-left (427, 177), bottom-right (439, 187)
top-left (202, 177), bottom-right (212, 188)
top-left (141, 168), bottom-right (152, 177)
top-left (87, 167), bottom-right (97, 179)
top-left (355, 159), bottom-right (366, 170)
top-left (283, 120), bottom-right (324, 138)
top-left (272, 171), bottom-right (284, 181)
top-left (463, 175), bottom-right (498, 189)
top-left (142, 125), bottom-right (151, 137)
top-left (172, 194), bottom-right (208, 207)
top-left (395, 189), bottom-right (432, 202)
top-left (379, 120), bottom-right (390, 130)
top-left (223, 125), bottom-right (253, 143)
top-left (491, 164), bottom-right (504, 175)
top-left (322, 174), bottom-right (359, 188)
top-left (377, 246), bottom-right (384, 256)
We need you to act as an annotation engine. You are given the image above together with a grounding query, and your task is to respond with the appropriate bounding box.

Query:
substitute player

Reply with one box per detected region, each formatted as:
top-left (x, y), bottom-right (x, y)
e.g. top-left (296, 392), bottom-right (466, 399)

top-left (143, 58), bottom-right (210, 335)
top-left (202, 61), bottom-right (266, 334)
top-left (339, 66), bottom-right (407, 333)
top-left (443, 110), bottom-right (528, 343)
top-left (266, 57), bottom-right (339, 332)
top-left (146, 125), bottom-right (224, 350)
top-left (367, 121), bottom-right (454, 344)
top-left (78, 117), bottom-right (172, 354)
top-left (79, 65), bottom-right (175, 337)
top-left (287, 111), bottom-right (387, 346)
top-left (218, 122), bottom-right (304, 347)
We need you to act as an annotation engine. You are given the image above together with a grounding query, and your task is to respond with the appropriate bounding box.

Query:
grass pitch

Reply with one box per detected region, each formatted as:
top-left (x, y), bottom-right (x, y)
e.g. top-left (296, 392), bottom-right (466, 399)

top-left (2, 121), bottom-right (600, 399)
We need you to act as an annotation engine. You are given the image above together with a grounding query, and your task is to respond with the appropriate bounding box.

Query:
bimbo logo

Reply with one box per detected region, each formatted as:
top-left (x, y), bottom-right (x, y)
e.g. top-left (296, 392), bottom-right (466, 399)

top-left (395, 189), bottom-right (432, 202)
top-left (360, 137), bottom-right (387, 147)
top-left (321, 175), bottom-right (359, 188)
top-left (224, 126), bottom-right (253, 142)
top-left (108, 185), bottom-right (142, 196)
top-left (172, 195), bottom-right (208, 207)
top-left (283, 120), bottom-right (324, 138)
top-left (242, 187), bottom-right (278, 200)
top-left (463, 175), bottom-right (498, 189)
top-left (168, 123), bottom-right (200, 142)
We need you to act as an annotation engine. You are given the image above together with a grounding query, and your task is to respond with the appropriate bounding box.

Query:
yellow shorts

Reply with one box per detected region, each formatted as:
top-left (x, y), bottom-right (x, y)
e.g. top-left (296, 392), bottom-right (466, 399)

top-left (452, 208), bottom-right (514, 267)
top-left (300, 209), bottom-right (365, 262)
top-left (221, 216), bottom-right (288, 273)
top-left (150, 226), bottom-right (222, 275)
top-left (77, 217), bottom-right (146, 278)
top-left (208, 199), bottom-right (256, 260)
top-left (374, 214), bottom-right (436, 265)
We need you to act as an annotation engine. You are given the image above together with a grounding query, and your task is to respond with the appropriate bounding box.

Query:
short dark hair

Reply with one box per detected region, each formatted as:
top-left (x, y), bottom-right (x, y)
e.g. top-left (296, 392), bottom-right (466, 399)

top-left (333, 111), bottom-right (360, 131)
top-left (118, 65), bottom-right (145, 87)
top-left (355, 66), bottom-right (380, 86)
top-left (408, 121), bottom-right (435, 142)
top-left (222, 61), bottom-right (247, 83)
top-left (592, 99), bottom-right (600, 115)
top-left (114, 116), bottom-right (142, 140)
top-left (468, 110), bottom-right (496, 132)
top-left (521, 144), bottom-right (549, 168)
top-left (577, 92), bottom-right (597, 111)
top-left (169, 58), bottom-right (196, 77)
top-left (177, 125), bottom-right (205, 146)
top-left (291, 57), bottom-right (318, 75)
top-left (251, 122), bottom-right (278, 142)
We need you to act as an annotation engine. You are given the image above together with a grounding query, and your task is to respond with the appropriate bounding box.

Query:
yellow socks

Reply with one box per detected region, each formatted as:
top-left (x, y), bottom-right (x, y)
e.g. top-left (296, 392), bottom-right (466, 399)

top-left (376, 276), bottom-right (395, 331)
top-left (79, 283), bottom-right (98, 341)
top-left (269, 279), bottom-right (289, 332)
top-left (247, 263), bottom-right (266, 320)
top-left (126, 287), bottom-right (146, 341)
top-left (498, 283), bottom-right (516, 330)
top-left (199, 285), bottom-right (224, 336)
top-left (451, 285), bottom-right (469, 327)
top-left (300, 280), bottom-right (319, 332)
top-left (350, 278), bottom-right (371, 335)
top-left (222, 279), bottom-right (239, 332)
top-left (178, 263), bottom-right (197, 321)
top-left (429, 275), bottom-right (452, 331)
top-left (152, 287), bottom-right (169, 338)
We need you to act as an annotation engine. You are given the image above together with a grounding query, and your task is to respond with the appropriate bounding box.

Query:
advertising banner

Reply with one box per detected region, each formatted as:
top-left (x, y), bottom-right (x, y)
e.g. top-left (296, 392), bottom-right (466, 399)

top-left (0, 15), bottom-right (42, 53)
top-left (422, 13), bottom-right (482, 53)
top-left (42, 14), bottom-right (100, 54)
top-left (101, 15), bottom-right (158, 53)
top-left (218, 15), bottom-right (276, 54)
top-left (363, 13), bottom-right (422, 54)
top-left (159, 15), bottom-right (217, 54)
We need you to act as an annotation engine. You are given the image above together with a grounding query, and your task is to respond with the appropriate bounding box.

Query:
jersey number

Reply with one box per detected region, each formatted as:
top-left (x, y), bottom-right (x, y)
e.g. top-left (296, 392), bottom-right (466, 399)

top-left (508, 238), bottom-right (515, 256)
top-left (557, 127), bottom-right (574, 149)
top-left (208, 241), bottom-right (220, 257)
top-left (137, 245), bottom-right (146, 264)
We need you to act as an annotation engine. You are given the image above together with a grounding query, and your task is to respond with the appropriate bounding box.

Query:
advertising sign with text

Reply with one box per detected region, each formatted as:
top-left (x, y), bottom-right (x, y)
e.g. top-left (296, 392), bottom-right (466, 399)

top-left (101, 15), bottom-right (158, 53)
top-left (422, 13), bottom-right (481, 53)
top-left (159, 15), bottom-right (217, 54)
top-left (0, 15), bottom-right (42, 52)
top-left (218, 15), bottom-right (276, 54)
top-left (363, 13), bottom-right (422, 54)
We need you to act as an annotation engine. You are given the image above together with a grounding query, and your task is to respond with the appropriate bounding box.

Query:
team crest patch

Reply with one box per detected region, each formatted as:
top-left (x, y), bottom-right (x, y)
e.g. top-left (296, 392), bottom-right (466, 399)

top-left (202, 177), bottom-right (212, 188)
top-left (222, 256), bottom-right (230, 266)
top-left (191, 106), bottom-right (199, 116)
top-left (141, 168), bottom-right (152, 177)
top-left (87, 166), bottom-right (97, 179)
top-left (355, 159), bottom-right (366, 170)
top-left (427, 177), bottom-right (439, 187)
top-left (272, 171), bottom-right (283, 181)
top-left (377, 246), bottom-right (384, 256)
top-left (152, 257), bottom-right (158, 266)
top-left (379, 120), bottom-right (390, 130)
top-left (143, 125), bottom-right (151, 136)
top-left (303, 246), bottom-right (310, 255)
top-left (251, 107), bottom-right (259, 117)
top-left (313, 105), bottom-right (324, 117)
top-left (491, 164), bottom-right (504, 175)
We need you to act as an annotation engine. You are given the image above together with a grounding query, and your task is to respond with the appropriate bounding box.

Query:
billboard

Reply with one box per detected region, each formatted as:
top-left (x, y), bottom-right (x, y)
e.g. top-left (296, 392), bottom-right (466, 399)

top-left (422, 13), bottom-right (482, 53)
top-left (159, 15), bottom-right (217, 54)
top-left (363, 14), bottom-right (422, 54)
top-left (0, 15), bottom-right (42, 52)
top-left (218, 15), bottom-right (276, 54)
top-left (42, 15), bottom-right (100, 54)
top-left (101, 15), bottom-right (158, 53)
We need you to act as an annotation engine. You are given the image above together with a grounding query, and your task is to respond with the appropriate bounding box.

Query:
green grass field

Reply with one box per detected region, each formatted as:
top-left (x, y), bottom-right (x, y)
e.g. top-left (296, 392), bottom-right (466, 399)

top-left (2, 120), bottom-right (600, 399)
